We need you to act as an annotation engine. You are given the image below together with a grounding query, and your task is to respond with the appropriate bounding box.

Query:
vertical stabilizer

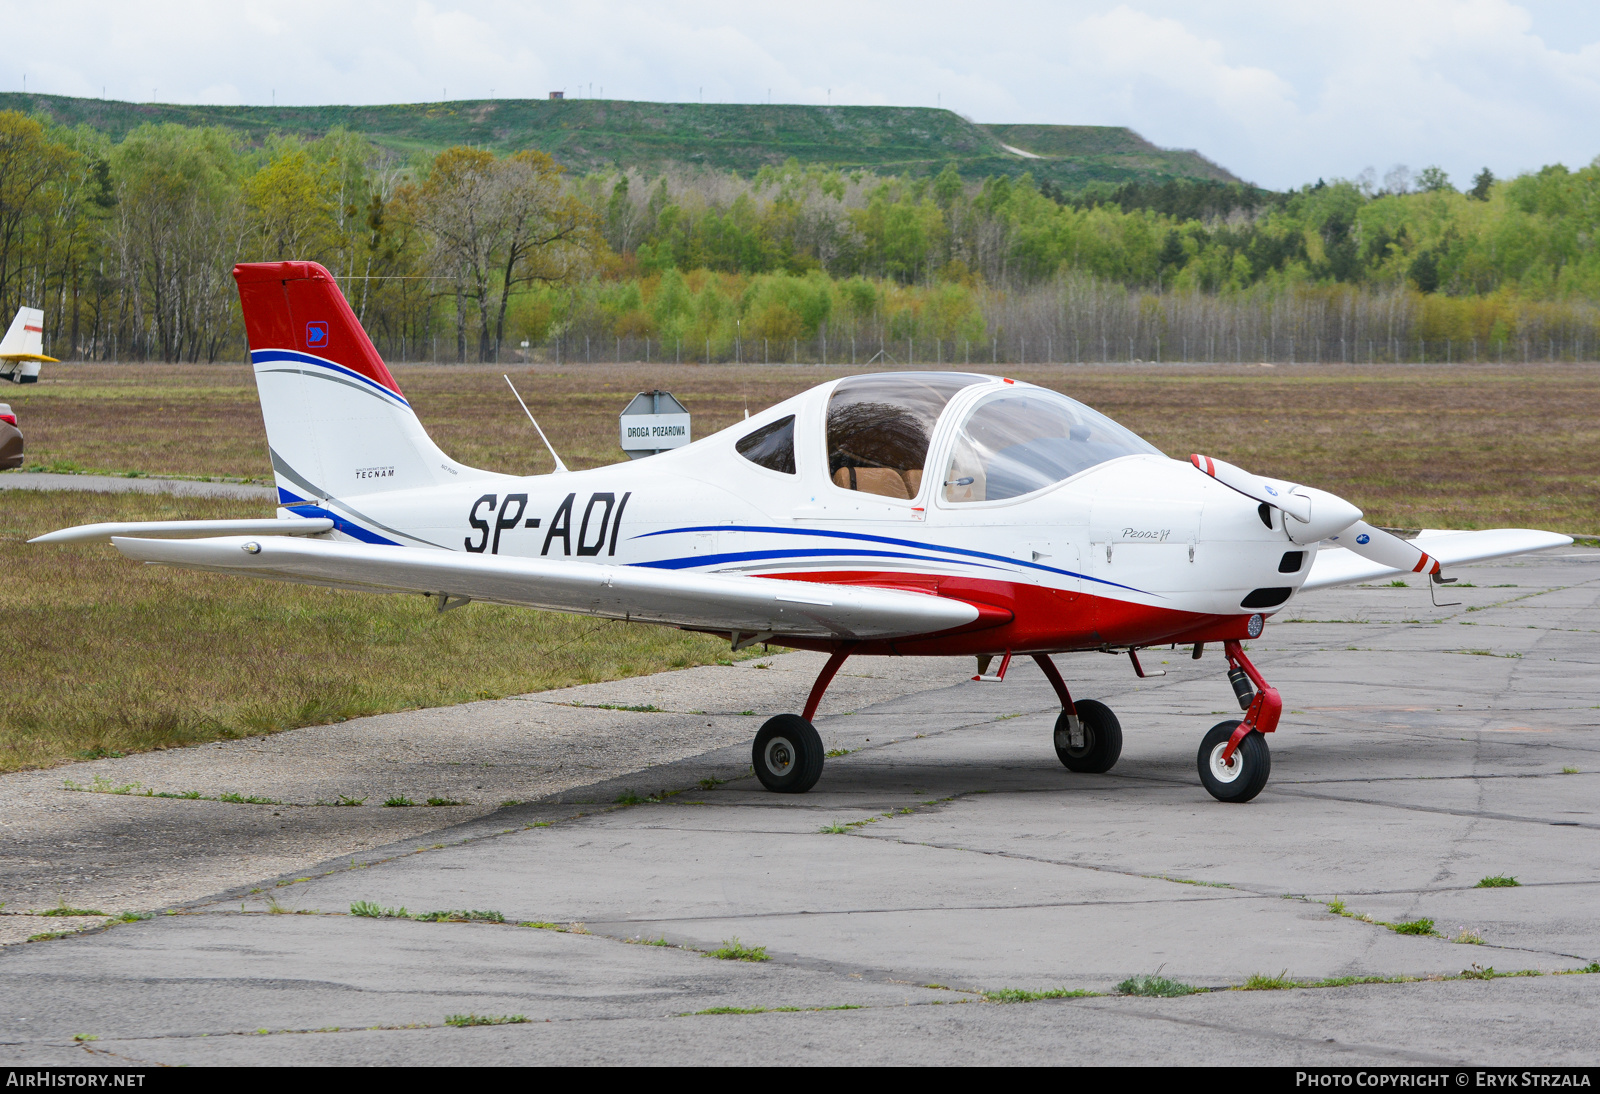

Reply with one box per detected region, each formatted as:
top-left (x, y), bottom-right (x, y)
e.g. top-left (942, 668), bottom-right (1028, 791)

top-left (0, 307), bottom-right (54, 382)
top-left (233, 261), bottom-right (481, 506)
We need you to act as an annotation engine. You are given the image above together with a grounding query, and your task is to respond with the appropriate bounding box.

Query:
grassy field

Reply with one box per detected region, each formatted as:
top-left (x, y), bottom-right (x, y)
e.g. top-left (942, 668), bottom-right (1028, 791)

top-left (1, 489), bottom-right (756, 773)
top-left (0, 92), bottom-right (1239, 187)
top-left (14, 360), bottom-right (1600, 532)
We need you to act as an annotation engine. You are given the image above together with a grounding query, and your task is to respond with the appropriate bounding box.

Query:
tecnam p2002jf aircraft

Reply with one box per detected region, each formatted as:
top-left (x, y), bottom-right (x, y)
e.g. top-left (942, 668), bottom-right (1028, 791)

top-left (37, 261), bottom-right (1571, 802)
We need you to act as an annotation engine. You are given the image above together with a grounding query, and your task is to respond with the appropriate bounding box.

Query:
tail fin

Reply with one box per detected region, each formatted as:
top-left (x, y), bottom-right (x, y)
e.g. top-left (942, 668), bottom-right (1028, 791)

top-left (0, 307), bottom-right (55, 382)
top-left (234, 261), bottom-right (478, 505)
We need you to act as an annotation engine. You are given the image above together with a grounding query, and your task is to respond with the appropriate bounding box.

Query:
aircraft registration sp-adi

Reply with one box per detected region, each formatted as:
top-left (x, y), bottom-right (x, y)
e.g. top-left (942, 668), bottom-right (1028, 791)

top-left (35, 261), bottom-right (1572, 802)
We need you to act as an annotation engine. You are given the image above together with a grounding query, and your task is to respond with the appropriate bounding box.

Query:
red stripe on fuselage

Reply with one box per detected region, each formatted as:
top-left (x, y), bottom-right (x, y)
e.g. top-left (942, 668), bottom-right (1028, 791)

top-left (759, 569), bottom-right (1251, 656)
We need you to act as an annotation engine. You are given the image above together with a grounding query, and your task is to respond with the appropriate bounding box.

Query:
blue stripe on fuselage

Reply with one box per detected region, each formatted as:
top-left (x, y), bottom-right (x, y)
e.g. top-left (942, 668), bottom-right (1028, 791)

top-left (634, 547), bottom-right (1011, 572)
top-left (277, 488), bottom-right (398, 546)
top-left (634, 524), bottom-right (1150, 595)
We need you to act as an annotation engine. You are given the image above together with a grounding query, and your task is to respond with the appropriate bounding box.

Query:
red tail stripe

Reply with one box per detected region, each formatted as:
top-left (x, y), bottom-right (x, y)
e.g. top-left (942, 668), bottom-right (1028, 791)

top-left (23, 325), bottom-right (41, 333)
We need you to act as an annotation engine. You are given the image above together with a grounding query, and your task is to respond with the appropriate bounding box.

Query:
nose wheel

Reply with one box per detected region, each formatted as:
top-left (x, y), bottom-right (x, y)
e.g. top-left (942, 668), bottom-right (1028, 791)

top-left (1198, 720), bottom-right (1270, 802)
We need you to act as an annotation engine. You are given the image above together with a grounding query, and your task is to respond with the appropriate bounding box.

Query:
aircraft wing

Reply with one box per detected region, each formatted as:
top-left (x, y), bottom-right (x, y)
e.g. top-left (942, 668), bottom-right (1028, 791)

top-left (1301, 528), bottom-right (1573, 592)
top-left (109, 535), bottom-right (980, 641)
top-left (32, 518), bottom-right (335, 544)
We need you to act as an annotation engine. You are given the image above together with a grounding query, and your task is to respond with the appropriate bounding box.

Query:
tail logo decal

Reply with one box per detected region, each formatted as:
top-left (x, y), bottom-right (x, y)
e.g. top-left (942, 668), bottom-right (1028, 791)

top-left (306, 322), bottom-right (329, 349)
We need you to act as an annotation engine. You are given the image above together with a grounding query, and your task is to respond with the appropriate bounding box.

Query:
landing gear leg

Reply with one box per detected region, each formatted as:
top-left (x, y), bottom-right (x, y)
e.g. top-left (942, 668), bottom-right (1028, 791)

top-left (1197, 640), bottom-right (1280, 802)
top-left (1034, 654), bottom-right (1122, 773)
top-left (751, 645), bottom-right (852, 794)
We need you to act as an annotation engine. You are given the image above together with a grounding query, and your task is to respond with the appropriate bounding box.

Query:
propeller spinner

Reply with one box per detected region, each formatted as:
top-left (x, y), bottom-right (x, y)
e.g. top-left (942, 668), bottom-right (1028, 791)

top-left (1189, 454), bottom-right (1440, 577)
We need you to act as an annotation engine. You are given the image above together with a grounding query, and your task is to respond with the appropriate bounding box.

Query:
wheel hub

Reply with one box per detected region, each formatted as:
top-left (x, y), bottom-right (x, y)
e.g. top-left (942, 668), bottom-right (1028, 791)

top-left (763, 737), bottom-right (795, 776)
top-left (1207, 741), bottom-right (1243, 784)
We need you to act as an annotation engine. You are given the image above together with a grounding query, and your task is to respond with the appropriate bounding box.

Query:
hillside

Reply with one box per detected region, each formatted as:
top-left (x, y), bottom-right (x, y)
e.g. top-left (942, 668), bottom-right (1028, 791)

top-left (0, 92), bottom-right (1245, 189)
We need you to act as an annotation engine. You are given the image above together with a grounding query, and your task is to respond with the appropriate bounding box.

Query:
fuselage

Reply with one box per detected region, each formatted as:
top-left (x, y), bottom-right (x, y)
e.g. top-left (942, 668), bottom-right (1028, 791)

top-left (273, 371), bottom-right (1310, 656)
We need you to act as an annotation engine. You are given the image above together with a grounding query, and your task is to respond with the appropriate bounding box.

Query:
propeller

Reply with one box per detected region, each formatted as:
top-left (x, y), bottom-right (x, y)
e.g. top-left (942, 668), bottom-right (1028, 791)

top-left (1189, 454), bottom-right (1441, 578)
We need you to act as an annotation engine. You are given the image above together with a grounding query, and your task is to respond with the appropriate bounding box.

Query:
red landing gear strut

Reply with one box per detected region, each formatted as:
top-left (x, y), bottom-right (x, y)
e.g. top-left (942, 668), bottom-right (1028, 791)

top-left (1034, 654), bottom-right (1123, 773)
top-left (1220, 639), bottom-right (1282, 762)
top-left (752, 644), bottom-right (854, 795)
top-left (1196, 640), bottom-right (1281, 803)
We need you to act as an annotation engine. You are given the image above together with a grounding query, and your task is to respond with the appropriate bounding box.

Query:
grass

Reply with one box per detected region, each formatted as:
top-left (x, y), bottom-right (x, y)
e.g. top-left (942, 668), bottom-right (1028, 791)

top-left (818, 821), bottom-right (850, 834)
top-left (984, 987), bottom-right (1100, 1003)
top-left (349, 901), bottom-right (409, 919)
top-left (1391, 918), bottom-right (1437, 936)
top-left (444, 1013), bottom-right (528, 1027)
top-left (411, 910), bottom-right (505, 922)
top-left (1561, 766), bottom-right (1579, 775)
top-left (1115, 974), bottom-right (1199, 997)
top-left (708, 938), bottom-right (770, 962)
top-left (1239, 970), bottom-right (1298, 991)
top-left (39, 904), bottom-right (105, 917)
top-left (425, 797), bottom-right (464, 806)
top-left (2, 488), bottom-right (762, 772)
top-left (1477, 875), bottom-right (1520, 888)
top-left (383, 796), bottom-right (416, 808)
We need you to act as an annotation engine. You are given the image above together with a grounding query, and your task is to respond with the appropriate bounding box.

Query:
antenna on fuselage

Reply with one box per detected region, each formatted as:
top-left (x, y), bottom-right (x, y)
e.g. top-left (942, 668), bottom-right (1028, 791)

top-left (503, 374), bottom-right (569, 474)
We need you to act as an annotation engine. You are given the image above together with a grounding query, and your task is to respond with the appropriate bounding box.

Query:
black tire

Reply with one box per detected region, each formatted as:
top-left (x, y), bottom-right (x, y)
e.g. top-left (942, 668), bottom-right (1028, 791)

top-left (1197, 719), bottom-right (1271, 803)
top-left (752, 714), bottom-right (824, 793)
top-left (1054, 699), bottom-right (1123, 773)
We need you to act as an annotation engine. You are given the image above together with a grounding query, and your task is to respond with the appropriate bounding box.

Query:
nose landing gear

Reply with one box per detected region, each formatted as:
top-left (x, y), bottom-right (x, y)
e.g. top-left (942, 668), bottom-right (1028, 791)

top-left (1197, 639), bottom-right (1280, 802)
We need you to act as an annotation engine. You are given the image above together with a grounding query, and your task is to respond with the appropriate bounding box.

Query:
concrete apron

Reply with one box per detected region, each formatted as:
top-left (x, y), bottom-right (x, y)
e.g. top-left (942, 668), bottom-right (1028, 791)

top-left (1, 546), bottom-right (1596, 1065)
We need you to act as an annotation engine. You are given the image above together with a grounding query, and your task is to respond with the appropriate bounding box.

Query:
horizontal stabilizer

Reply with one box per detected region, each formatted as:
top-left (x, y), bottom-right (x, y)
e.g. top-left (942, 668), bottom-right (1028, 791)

top-left (108, 535), bottom-right (980, 640)
top-left (1302, 528), bottom-right (1572, 591)
top-left (32, 518), bottom-right (335, 545)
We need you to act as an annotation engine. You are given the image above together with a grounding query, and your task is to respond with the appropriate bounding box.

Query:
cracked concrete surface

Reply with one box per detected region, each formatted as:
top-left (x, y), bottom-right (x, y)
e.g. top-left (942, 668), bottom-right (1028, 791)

top-left (1, 547), bottom-right (1596, 1065)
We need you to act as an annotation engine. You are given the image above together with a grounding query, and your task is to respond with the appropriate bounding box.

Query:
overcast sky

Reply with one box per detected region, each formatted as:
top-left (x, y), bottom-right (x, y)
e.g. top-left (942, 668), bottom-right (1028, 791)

top-left (4, 0), bottom-right (1597, 191)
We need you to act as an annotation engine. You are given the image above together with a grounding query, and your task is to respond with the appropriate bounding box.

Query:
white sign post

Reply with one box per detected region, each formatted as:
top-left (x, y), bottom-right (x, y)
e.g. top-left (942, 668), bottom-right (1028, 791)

top-left (619, 390), bottom-right (691, 459)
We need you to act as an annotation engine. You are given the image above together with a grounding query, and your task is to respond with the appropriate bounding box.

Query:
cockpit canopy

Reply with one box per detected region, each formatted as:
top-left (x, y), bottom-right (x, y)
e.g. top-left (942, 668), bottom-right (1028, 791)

top-left (734, 371), bottom-right (1163, 503)
top-left (941, 386), bottom-right (1162, 503)
top-left (825, 372), bottom-right (981, 500)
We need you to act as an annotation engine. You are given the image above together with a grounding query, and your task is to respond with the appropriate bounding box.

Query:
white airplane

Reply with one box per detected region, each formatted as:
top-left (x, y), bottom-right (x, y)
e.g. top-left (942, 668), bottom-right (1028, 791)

top-left (0, 306), bottom-right (56, 383)
top-left (35, 261), bottom-right (1571, 802)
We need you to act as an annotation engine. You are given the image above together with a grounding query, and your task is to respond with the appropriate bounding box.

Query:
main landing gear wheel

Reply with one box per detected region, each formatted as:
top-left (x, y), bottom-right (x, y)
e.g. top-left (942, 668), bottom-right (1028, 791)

top-left (1198, 720), bottom-right (1271, 803)
top-left (1054, 699), bottom-right (1123, 773)
top-left (752, 714), bottom-right (825, 794)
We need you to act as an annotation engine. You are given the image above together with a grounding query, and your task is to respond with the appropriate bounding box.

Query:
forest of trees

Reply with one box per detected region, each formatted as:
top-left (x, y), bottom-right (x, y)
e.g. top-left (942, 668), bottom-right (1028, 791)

top-left (3, 105), bottom-right (1599, 365)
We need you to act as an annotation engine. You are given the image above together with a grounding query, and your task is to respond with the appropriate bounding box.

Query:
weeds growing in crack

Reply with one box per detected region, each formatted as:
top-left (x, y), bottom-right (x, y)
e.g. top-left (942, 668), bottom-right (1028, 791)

top-left (1392, 918), bottom-right (1436, 936)
top-left (1115, 974), bottom-right (1198, 997)
top-left (818, 822), bottom-right (850, 834)
top-left (519, 921), bottom-right (589, 934)
top-left (1239, 970), bottom-right (1297, 991)
top-left (349, 901), bottom-right (408, 919)
top-left (445, 1014), bottom-right (528, 1027)
top-left (1477, 875), bottom-right (1520, 888)
top-left (382, 796), bottom-right (415, 808)
top-left (709, 938), bottom-right (769, 962)
top-left (412, 910), bottom-right (505, 923)
top-left (40, 903), bottom-right (105, 917)
top-left (425, 798), bottom-right (464, 807)
top-left (984, 987), bottom-right (1099, 1003)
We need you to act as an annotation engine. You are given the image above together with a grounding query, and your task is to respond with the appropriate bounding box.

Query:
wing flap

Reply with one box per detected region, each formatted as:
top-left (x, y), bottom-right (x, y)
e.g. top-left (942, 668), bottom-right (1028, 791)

top-left (32, 518), bottom-right (336, 544)
top-left (109, 535), bottom-right (979, 640)
top-left (1302, 528), bottom-right (1572, 592)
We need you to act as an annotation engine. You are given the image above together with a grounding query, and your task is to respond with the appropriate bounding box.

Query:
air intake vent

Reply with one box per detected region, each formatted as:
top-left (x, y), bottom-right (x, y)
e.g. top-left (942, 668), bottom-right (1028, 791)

top-left (1278, 551), bottom-right (1304, 573)
top-left (1241, 587), bottom-right (1292, 609)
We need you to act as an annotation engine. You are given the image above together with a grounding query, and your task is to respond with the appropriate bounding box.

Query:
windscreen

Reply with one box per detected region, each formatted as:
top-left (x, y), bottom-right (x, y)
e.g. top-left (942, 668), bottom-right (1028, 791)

top-left (943, 387), bottom-right (1162, 503)
top-left (826, 372), bottom-right (984, 499)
